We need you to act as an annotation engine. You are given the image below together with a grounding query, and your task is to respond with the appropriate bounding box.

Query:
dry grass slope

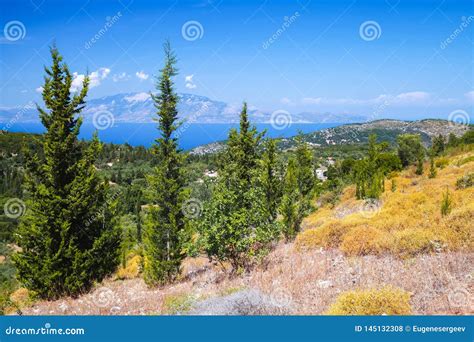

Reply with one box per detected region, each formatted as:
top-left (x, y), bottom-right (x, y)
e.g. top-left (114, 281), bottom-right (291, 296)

top-left (297, 147), bottom-right (474, 258)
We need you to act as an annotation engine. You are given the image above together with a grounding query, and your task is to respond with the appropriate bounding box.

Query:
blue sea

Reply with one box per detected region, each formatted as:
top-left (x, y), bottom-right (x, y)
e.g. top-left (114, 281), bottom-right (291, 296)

top-left (5, 123), bottom-right (341, 150)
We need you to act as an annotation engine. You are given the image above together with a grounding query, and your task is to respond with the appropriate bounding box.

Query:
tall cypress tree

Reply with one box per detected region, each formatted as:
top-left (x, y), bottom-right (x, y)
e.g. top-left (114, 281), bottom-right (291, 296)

top-left (199, 103), bottom-right (277, 270)
top-left (13, 47), bottom-right (121, 299)
top-left (260, 139), bottom-right (281, 222)
top-left (144, 41), bottom-right (187, 285)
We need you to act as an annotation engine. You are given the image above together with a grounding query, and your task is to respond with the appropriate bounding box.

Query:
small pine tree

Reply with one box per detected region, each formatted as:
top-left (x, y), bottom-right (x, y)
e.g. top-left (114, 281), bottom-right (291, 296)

top-left (429, 150), bottom-right (437, 179)
top-left (280, 158), bottom-right (301, 240)
top-left (144, 41), bottom-right (188, 285)
top-left (260, 139), bottom-right (281, 222)
top-left (441, 187), bottom-right (452, 217)
top-left (13, 47), bottom-right (121, 299)
top-left (391, 178), bottom-right (397, 192)
top-left (415, 147), bottom-right (425, 175)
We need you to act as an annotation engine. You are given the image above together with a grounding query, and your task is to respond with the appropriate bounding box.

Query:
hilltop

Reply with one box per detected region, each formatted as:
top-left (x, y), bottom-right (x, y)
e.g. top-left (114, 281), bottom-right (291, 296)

top-left (190, 119), bottom-right (471, 155)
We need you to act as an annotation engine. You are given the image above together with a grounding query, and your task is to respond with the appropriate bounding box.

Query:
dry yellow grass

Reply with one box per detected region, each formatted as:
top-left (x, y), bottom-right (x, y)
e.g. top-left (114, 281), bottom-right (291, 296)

top-left (298, 149), bottom-right (474, 258)
top-left (116, 255), bottom-right (142, 280)
top-left (326, 286), bottom-right (412, 315)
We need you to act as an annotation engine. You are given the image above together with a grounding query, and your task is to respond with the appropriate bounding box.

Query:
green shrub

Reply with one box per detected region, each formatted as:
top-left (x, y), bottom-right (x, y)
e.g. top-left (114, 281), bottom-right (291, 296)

top-left (456, 173), bottom-right (474, 189)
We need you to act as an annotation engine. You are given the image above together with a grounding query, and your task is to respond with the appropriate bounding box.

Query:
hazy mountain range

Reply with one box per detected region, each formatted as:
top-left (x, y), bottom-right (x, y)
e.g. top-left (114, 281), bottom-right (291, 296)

top-left (0, 92), bottom-right (367, 124)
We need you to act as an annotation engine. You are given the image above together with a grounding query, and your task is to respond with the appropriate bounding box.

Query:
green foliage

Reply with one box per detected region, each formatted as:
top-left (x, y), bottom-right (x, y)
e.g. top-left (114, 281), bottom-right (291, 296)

top-left (431, 134), bottom-right (445, 156)
top-left (260, 139), bottom-right (282, 222)
top-left (13, 47), bottom-right (121, 299)
top-left (456, 173), bottom-right (474, 189)
top-left (391, 178), bottom-right (397, 192)
top-left (143, 41), bottom-right (188, 285)
top-left (415, 147), bottom-right (425, 175)
top-left (397, 133), bottom-right (424, 167)
top-left (199, 103), bottom-right (279, 270)
top-left (353, 134), bottom-right (397, 200)
top-left (280, 137), bottom-right (316, 240)
top-left (440, 187), bottom-right (452, 217)
top-left (428, 150), bottom-right (437, 178)
top-left (280, 158), bottom-right (302, 240)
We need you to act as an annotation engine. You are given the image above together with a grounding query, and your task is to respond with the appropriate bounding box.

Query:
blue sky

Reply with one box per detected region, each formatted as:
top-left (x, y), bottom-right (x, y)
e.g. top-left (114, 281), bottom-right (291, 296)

top-left (0, 0), bottom-right (473, 120)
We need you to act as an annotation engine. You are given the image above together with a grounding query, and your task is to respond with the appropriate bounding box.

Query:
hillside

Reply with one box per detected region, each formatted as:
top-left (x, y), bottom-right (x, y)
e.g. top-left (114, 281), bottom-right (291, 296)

top-left (190, 119), bottom-right (471, 155)
top-left (8, 144), bottom-right (473, 316)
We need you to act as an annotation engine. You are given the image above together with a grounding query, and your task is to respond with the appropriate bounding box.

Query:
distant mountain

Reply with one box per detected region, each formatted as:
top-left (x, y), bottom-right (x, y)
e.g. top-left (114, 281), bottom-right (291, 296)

top-left (0, 92), bottom-right (366, 124)
top-left (190, 119), bottom-right (472, 155)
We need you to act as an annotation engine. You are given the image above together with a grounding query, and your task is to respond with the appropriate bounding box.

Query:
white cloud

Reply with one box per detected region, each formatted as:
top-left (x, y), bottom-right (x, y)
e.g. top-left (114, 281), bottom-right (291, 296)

top-left (112, 72), bottom-right (130, 82)
top-left (395, 91), bottom-right (430, 102)
top-left (71, 67), bottom-right (110, 92)
top-left (280, 97), bottom-right (292, 105)
top-left (124, 92), bottom-right (150, 102)
top-left (185, 74), bottom-right (197, 89)
top-left (135, 71), bottom-right (149, 81)
top-left (465, 91), bottom-right (474, 101)
top-left (35, 86), bottom-right (43, 93)
top-left (301, 91), bottom-right (433, 107)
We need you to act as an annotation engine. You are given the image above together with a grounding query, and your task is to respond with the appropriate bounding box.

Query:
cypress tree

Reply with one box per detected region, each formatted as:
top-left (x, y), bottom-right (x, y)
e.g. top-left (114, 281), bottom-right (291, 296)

top-left (260, 139), bottom-right (281, 222)
top-left (199, 103), bottom-right (277, 271)
top-left (13, 47), bottom-right (121, 299)
top-left (144, 41), bottom-right (188, 285)
top-left (280, 158), bottom-right (300, 240)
